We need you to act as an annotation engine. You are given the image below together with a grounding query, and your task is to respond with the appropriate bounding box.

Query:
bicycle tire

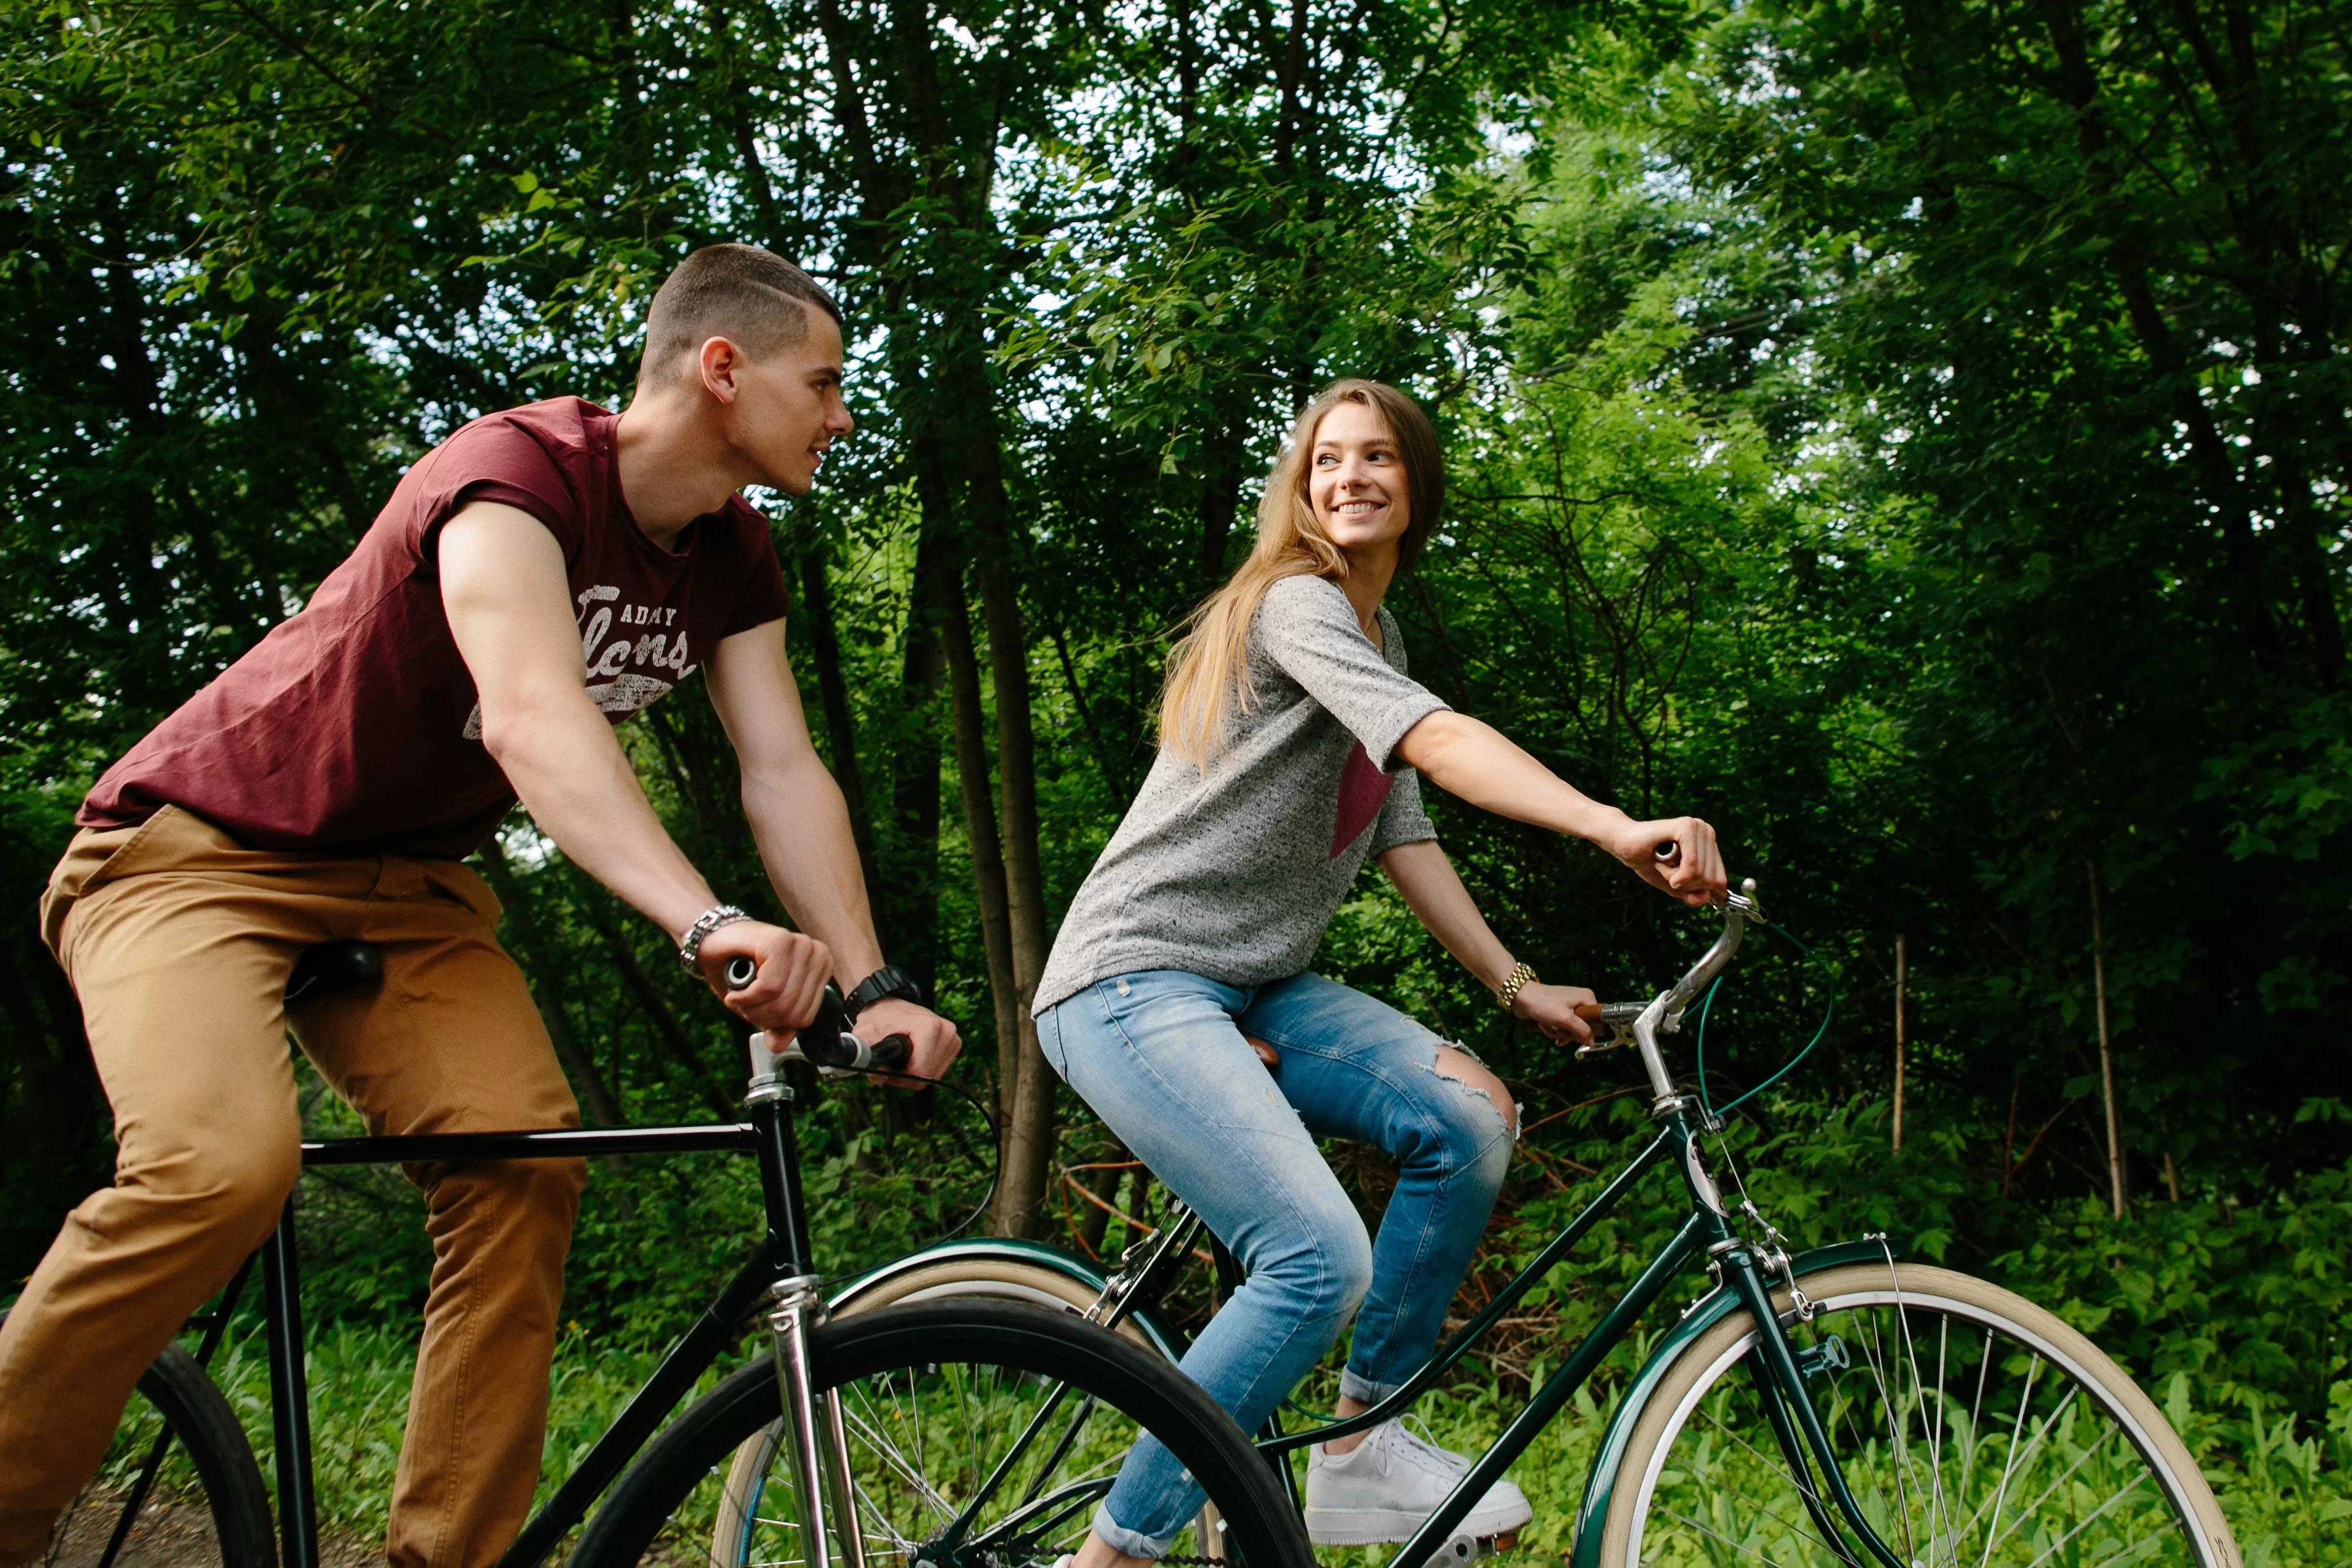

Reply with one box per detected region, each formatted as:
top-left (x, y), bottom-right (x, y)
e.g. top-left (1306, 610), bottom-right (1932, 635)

top-left (831, 1255), bottom-right (1154, 1339)
top-left (0, 1308), bottom-right (273, 1568)
top-left (574, 1298), bottom-right (1312, 1568)
top-left (1599, 1262), bottom-right (2241, 1568)
top-left (710, 1257), bottom-right (1211, 1560)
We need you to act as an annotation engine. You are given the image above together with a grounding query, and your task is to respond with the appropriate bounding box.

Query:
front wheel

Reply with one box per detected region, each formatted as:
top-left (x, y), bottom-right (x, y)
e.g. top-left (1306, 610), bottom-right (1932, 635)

top-left (574, 1298), bottom-right (1312, 1567)
top-left (1600, 1262), bottom-right (2240, 1568)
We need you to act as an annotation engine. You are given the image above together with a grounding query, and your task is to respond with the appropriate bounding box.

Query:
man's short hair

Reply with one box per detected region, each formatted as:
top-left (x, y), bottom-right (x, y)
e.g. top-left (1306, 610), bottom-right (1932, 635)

top-left (638, 245), bottom-right (842, 389)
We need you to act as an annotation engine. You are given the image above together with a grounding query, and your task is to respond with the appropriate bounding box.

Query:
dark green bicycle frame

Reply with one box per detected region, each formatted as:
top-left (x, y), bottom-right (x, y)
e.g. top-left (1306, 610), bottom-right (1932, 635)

top-left (947, 1096), bottom-right (1907, 1568)
top-left (1229, 1099), bottom-right (1907, 1568)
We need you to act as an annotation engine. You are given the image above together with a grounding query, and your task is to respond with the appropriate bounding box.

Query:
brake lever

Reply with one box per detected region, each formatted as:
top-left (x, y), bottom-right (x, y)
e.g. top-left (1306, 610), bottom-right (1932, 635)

top-left (1576, 1022), bottom-right (1638, 1060)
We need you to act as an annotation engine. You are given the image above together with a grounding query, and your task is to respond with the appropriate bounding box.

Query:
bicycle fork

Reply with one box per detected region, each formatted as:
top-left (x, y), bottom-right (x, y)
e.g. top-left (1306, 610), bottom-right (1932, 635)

top-left (747, 1042), bottom-right (867, 1568)
top-left (766, 1275), bottom-right (868, 1568)
top-left (1667, 1108), bottom-right (1906, 1568)
top-left (1702, 1229), bottom-right (1906, 1568)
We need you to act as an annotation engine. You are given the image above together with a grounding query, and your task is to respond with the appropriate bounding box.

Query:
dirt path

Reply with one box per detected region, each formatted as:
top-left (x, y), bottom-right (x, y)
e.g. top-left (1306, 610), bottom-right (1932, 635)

top-left (44, 1487), bottom-right (387, 1568)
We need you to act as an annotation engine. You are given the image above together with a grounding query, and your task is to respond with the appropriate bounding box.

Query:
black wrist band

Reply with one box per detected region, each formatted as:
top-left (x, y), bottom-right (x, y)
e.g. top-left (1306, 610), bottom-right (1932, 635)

top-left (843, 964), bottom-right (924, 1021)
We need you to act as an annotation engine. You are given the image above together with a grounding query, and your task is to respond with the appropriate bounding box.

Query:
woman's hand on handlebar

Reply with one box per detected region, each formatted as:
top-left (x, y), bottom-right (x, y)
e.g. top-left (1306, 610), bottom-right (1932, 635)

top-left (850, 995), bottom-right (963, 1086)
top-left (1514, 981), bottom-right (1598, 1047)
top-left (697, 921), bottom-right (830, 1033)
top-left (1607, 815), bottom-right (1728, 907)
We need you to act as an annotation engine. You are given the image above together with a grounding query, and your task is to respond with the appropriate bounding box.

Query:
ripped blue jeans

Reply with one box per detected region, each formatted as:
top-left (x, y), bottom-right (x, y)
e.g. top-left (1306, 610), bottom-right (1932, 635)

top-left (1037, 969), bottom-right (1516, 1556)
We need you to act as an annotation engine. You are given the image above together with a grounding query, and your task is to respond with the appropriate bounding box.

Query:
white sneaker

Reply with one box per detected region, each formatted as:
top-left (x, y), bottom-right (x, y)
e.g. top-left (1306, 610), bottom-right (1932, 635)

top-left (1303, 1416), bottom-right (1534, 1545)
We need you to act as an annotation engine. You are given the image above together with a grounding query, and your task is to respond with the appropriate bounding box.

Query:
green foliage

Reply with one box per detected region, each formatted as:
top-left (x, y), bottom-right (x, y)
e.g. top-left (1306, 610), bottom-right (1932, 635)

top-left (6, 0), bottom-right (2350, 1550)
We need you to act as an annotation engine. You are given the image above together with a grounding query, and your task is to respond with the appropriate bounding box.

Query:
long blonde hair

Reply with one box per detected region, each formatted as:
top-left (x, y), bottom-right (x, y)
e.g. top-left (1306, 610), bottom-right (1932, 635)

top-left (1158, 379), bottom-right (1444, 766)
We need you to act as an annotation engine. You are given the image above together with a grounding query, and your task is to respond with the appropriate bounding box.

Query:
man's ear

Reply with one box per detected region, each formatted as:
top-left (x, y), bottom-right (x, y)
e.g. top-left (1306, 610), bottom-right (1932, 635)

top-left (697, 335), bottom-right (744, 405)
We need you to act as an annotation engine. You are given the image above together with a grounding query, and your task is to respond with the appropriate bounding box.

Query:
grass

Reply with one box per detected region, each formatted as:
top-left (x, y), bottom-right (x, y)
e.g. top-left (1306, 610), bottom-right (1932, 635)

top-left (108, 1313), bottom-right (2342, 1565)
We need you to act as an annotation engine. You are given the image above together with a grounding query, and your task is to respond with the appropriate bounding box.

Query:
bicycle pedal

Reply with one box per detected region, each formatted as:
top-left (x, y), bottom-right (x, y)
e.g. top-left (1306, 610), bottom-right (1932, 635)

top-left (1426, 1533), bottom-right (1515, 1564)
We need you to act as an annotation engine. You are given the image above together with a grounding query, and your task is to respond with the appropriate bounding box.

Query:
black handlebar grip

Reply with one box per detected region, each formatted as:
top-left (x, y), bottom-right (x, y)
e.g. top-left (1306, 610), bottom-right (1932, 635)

top-left (724, 955), bottom-right (759, 991)
top-left (867, 1034), bottom-right (913, 1073)
top-left (793, 986), bottom-right (854, 1068)
top-left (1653, 839), bottom-right (1681, 861)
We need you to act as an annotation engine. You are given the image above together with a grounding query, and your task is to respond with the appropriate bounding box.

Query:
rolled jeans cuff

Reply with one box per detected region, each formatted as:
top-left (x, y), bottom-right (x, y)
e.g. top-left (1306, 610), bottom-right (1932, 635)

top-left (1339, 1367), bottom-right (1406, 1405)
top-left (1091, 1502), bottom-right (1173, 1559)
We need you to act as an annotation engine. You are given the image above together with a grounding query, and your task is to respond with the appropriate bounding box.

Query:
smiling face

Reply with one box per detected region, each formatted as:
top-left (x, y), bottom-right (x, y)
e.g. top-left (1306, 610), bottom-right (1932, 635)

top-left (718, 308), bottom-right (853, 496)
top-left (1308, 397), bottom-right (1412, 562)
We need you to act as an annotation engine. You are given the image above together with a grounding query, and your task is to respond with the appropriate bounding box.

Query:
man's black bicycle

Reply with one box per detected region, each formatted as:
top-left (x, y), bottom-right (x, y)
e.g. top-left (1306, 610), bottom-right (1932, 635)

top-left (28, 948), bottom-right (1309, 1568)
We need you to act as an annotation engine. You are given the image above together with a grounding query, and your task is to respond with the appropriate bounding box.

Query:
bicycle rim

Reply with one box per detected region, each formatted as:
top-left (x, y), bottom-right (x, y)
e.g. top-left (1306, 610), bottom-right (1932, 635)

top-left (1603, 1263), bottom-right (2240, 1568)
top-left (713, 1259), bottom-right (1216, 1562)
top-left (577, 1299), bottom-right (1308, 1568)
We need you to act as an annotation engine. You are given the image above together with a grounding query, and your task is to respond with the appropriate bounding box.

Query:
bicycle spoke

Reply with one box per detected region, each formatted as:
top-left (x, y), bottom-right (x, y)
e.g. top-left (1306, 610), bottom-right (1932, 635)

top-left (1980, 1425), bottom-right (2130, 1564)
top-left (1887, 1304), bottom-right (1960, 1568)
top-left (1856, 1305), bottom-right (1920, 1566)
top-left (840, 1398), bottom-right (960, 1514)
top-left (1658, 1504), bottom-right (1806, 1568)
top-left (1922, 1312), bottom-right (1959, 1568)
top-left (2016, 1466), bottom-right (2156, 1568)
top-left (1956, 1383), bottom-right (2084, 1554)
top-left (1957, 1324), bottom-right (1993, 1520)
top-left (1693, 1401), bottom-right (1844, 1554)
top-left (1976, 1352), bottom-right (2044, 1568)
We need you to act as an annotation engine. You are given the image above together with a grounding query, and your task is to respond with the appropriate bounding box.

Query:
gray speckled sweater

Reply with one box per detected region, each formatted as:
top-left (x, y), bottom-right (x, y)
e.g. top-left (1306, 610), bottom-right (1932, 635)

top-left (1033, 574), bottom-right (1449, 1014)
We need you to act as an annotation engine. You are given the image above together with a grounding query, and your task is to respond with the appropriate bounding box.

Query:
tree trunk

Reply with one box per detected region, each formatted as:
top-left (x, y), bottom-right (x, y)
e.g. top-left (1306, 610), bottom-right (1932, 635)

top-left (920, 474), bottom-right (1022, 1132)
top-left (796, 539), bottom-right (887, 912)
top-left (2088, 861), bottom-right (2126, 1218)
top-left (964, 421), bottom-right (1055, 1240)
top-left (1892, 934), bottom-right (1906, 1156)
top-left (1051, 621), bottom-right (1132, 803)
top-left (890, 529), bottom-right (950, 998)
top-left (1195, 410), bottom-right (1248, 593)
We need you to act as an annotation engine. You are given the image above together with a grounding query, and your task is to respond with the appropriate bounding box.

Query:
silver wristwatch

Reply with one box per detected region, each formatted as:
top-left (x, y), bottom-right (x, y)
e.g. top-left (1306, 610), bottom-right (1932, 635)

top-left (676, 904), bottom-right (750, 974)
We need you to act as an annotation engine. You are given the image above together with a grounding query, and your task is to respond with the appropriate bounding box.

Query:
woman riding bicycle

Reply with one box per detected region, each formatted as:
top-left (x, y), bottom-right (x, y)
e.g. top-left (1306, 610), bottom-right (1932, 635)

top-left (1032, 378), bottom-right (1727, 1562)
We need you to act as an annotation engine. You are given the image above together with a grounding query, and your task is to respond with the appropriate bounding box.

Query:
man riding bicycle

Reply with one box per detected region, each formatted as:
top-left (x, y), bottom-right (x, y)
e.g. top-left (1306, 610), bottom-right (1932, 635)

top-left (0, 244), bottom-right (959, 1568)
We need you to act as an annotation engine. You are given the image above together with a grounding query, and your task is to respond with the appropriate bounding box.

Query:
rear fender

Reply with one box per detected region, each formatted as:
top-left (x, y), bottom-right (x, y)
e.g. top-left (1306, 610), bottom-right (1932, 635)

top-left (1567, 1238), bottom-right (1895, 1568)
top-left (827, 1237), bottom-right (1187, 1365)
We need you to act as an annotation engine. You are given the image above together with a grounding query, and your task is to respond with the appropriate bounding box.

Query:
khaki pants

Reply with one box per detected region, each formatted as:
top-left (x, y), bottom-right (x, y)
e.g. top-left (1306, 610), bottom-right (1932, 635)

top-left (0, 806), bottom-right (587, 1568)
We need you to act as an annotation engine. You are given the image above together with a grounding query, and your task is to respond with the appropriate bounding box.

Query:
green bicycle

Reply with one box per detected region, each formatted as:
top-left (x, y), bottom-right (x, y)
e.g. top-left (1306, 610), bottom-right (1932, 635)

top-left (702, 881), bottom-right (2243, 1568)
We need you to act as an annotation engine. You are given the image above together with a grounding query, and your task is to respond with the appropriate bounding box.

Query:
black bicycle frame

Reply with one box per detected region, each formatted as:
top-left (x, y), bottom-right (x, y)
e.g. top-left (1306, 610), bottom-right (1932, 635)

top-left (205, 1092), bottom-right (823, 1568)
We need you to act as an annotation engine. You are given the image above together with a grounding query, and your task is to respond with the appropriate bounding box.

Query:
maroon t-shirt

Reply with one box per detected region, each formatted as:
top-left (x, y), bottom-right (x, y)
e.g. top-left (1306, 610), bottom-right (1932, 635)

top-left (81, 397), bottom-right (793, 857)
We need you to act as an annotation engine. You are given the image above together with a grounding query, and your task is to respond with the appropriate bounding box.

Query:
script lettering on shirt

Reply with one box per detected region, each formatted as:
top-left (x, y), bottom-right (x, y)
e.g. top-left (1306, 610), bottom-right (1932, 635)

top-left (459, 583), bottom-right (696, 740)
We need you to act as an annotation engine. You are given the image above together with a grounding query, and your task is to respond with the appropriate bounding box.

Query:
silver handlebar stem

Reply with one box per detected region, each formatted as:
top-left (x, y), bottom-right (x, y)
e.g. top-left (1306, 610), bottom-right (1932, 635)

top-left (1631, 882), bottom-right (1760, 1111)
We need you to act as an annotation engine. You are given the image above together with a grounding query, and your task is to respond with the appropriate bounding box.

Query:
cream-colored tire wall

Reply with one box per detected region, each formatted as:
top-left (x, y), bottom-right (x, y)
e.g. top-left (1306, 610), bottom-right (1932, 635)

top-left (1596, 1263), bottom-right (2239, 1568)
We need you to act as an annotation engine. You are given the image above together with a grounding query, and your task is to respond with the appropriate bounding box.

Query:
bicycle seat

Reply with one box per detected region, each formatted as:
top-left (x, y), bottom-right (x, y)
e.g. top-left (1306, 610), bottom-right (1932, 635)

top-left (285, 940), bottom-right (383, 1001)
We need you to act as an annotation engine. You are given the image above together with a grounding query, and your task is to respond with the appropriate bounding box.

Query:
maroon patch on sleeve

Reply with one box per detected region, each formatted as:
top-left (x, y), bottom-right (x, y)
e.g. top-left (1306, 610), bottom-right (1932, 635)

top-left (1330, 740), bottom-right (1394, 858)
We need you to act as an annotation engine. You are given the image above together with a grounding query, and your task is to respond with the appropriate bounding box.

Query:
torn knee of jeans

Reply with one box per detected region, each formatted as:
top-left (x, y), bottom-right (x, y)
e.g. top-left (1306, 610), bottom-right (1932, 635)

top-left (1428, 1044), bottom-right (1517, 1138)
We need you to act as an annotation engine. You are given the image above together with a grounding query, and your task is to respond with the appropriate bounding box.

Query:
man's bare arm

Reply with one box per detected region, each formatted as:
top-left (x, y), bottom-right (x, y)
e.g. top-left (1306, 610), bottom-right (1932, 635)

top-left (437, 501), bottom-right (828, 1030)
top-left (706, 617), bottom-right (962, 1079)
top-left (704, 619), bottom-right (881, 979)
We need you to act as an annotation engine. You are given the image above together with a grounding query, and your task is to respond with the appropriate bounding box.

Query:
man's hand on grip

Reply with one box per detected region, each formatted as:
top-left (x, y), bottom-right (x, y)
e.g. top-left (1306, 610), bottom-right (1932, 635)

top-left (851, 996), bottom-right (962, 1086)
top-left (697, 922), bottom-right (830, 1033)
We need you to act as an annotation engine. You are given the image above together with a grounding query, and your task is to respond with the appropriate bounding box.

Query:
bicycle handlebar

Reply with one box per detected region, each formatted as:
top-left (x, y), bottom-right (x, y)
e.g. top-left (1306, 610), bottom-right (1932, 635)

top-left (726, 962), bottom-right (914, 1078)
top-left (1568, 879), bottom-right (1762, 1102)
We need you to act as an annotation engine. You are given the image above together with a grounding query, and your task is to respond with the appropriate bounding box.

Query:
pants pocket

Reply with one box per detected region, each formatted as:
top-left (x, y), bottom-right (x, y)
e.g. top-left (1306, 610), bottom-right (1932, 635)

top-left (39, 805), bottom-right (196, 960)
